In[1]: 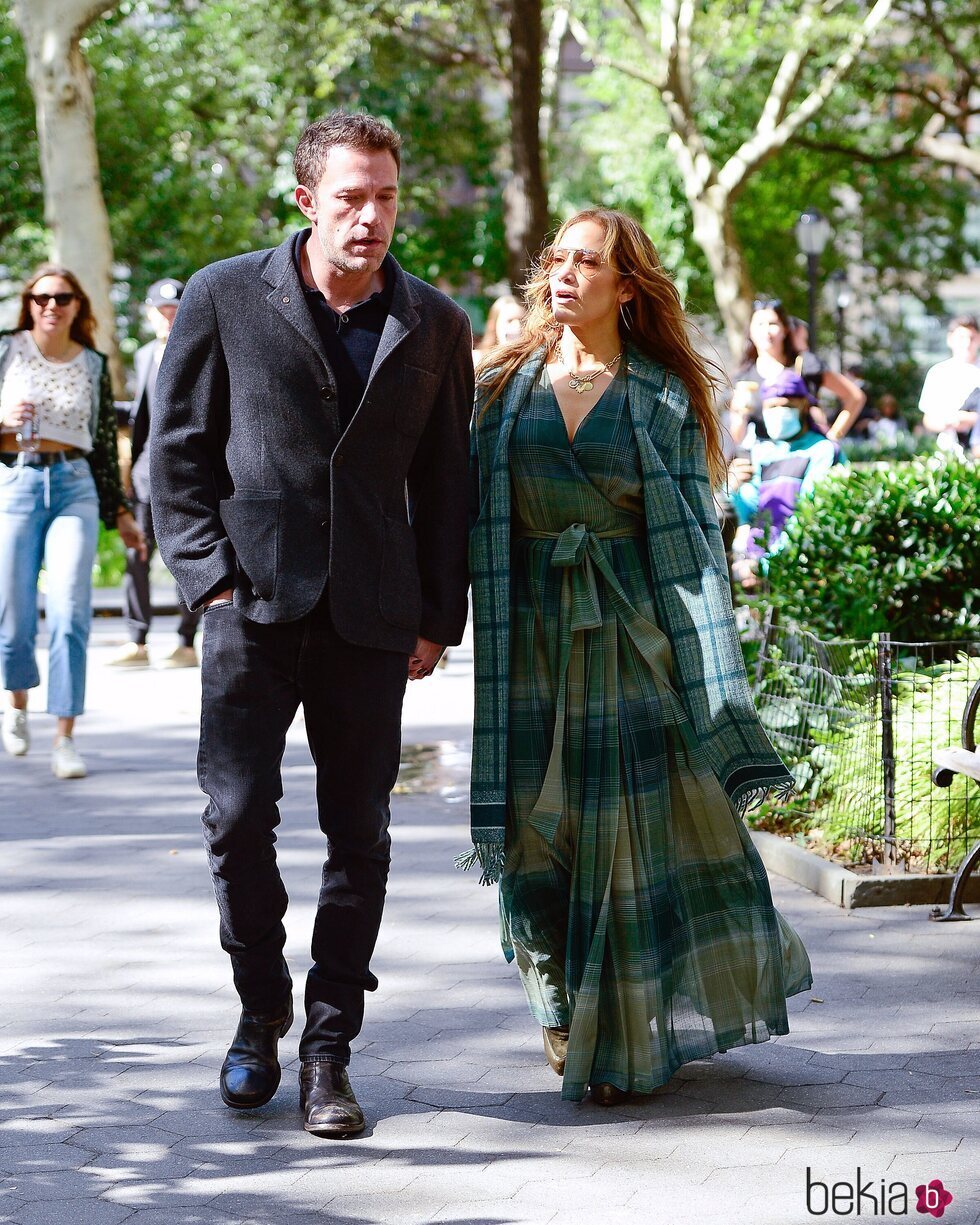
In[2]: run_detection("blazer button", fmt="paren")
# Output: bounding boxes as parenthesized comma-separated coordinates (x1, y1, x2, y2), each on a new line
(320, 386, 332, 399)
(320, 520, 329, 531)
(281, 295, 289, 304)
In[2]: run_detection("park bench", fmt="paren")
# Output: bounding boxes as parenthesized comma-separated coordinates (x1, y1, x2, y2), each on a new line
(931, 677, 980, 921)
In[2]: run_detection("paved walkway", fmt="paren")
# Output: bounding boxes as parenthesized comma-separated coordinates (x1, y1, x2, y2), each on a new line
(1, 617, 978, 1225)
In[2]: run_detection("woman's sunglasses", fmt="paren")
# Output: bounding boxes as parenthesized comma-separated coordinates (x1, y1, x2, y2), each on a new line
(29, 292, 77, 308)
(539, 247, 606, 280)
(752, 297, 782, 311)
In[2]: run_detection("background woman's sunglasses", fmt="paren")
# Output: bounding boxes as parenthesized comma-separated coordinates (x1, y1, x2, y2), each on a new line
(29, 292, 77, 307)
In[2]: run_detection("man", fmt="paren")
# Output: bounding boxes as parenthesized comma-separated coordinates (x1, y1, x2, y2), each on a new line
(150, 112, 472, 1137)
(919, 314, 980, 455)
(108, 278, 202, 669)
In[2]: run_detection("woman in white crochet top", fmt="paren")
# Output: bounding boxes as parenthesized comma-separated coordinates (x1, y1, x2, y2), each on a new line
(0, 265, 145, 778)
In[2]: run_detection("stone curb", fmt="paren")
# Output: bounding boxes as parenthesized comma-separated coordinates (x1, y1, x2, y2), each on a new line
(750, 830, 980, 909)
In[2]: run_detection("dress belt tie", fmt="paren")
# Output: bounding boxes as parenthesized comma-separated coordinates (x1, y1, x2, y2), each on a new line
(518, 522, 698, 847)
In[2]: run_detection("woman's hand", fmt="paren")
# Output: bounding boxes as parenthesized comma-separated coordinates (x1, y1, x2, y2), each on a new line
(1, 400, 35, 430)
(116, 510, 148, 561)
(727, 456, 753, 490)
(408, 637, 445, 681)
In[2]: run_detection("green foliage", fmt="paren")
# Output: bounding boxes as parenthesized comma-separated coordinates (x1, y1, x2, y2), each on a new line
(92, 523, 127, 588)
(0, 0, 505, 339)
(766, 458, 980, 642)
(0, 20, 40, 258)
(556, 0, 978, 338)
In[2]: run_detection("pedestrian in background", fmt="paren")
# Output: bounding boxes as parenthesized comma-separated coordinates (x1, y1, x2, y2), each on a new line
(919, 314, 980, 455)
(474, 293, 525, 362)
(787, 316, 866, 439)
(467, 209, 811, 1106)
(0, 265, 145, 777)
(108, 278, 201, 669)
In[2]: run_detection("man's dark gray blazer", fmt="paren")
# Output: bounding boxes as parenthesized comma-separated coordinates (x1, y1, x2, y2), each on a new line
(149, 231, 473, 654)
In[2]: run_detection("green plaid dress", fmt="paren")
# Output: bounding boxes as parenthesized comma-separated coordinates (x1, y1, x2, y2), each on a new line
(502, 366, 811, 1102)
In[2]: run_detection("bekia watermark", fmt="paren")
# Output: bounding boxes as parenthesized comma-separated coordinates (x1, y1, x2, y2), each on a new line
(806, 1168, 954, 1218)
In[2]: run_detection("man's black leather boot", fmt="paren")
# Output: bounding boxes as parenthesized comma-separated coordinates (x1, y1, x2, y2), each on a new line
(299, 1061, 365, 1137)
(219, 998, 293, 1109)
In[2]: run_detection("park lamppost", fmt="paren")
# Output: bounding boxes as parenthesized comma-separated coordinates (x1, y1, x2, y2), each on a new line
(794, 207, 831, 351)
(827, 270, 852, 371)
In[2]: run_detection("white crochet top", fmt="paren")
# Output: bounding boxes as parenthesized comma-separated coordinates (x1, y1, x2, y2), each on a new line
(0, 331, 94, 450)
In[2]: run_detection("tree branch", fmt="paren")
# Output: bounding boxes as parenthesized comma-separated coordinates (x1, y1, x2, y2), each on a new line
(719, 0, 895, 194)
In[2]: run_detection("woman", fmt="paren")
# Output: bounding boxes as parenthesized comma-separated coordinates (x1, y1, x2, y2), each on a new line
(465, 209, 811, 1105)
(788, 316, 867, 440)
(474, 293, 526, 361)
(729, 301, 864, 443)
(0, 265, 144, 778)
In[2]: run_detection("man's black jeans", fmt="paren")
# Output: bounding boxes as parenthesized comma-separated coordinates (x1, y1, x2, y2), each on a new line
(197, 595, 407, 1063)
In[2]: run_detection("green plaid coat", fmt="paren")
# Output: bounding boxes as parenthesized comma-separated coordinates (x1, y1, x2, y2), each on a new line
(465, 345, 792, 883)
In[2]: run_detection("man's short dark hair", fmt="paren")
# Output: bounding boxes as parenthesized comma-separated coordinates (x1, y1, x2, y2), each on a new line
(293, 111, 402, 188)
(948, 314, 979, 333)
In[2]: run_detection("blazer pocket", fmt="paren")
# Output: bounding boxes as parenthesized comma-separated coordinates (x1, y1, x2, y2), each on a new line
(379, 515, 422, 630)
(218, 491, 281, 601)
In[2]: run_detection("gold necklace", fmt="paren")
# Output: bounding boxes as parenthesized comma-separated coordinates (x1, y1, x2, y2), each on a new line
(563, 348, 625, 394)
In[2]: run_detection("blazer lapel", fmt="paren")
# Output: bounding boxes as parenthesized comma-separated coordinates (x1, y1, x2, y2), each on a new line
(626, 345, 688, 454)
(261, 231, 331, 369)
(364, 257, 419, 389)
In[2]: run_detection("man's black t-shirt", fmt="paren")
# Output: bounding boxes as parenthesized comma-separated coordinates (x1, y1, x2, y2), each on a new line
(291, 232, 394, 432)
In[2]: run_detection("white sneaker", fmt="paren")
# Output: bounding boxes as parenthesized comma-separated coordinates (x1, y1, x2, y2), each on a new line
(107, 642, 149, 668)
(52, 736, 87, 779)
(160, 644, 199, 669)
(2, 707, 28, 756)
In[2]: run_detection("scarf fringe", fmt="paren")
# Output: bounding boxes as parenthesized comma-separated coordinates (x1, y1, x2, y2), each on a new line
(454, 840, 506, 886)
(734, 776, 795, 821)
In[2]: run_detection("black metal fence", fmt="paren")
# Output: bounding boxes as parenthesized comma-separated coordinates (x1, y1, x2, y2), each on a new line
(748, 614, 980, 873)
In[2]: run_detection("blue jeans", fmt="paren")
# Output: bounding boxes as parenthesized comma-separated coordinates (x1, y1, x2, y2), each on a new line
(0, 458, 100, 717)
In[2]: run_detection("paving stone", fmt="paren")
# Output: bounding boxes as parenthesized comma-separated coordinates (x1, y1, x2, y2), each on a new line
(777, 1082, 884, 1109)
(3, 623, 978, 1225)
(15, 1200, 136, 1225)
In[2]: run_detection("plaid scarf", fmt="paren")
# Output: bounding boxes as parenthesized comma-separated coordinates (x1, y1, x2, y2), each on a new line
(462, 345, 792, 884)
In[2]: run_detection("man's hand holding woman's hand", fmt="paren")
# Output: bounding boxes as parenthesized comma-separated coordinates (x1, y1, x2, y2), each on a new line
(408, 637, 444, 681)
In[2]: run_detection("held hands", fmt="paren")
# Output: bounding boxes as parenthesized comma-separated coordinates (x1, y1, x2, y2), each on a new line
(116, 510, 149, 561)
(408, 637, 445, 681)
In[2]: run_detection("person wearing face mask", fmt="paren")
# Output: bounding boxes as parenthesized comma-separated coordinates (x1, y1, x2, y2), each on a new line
(728, 368, 844, 582)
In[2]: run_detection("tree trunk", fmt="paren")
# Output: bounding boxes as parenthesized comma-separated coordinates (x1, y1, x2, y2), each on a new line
(12, 0, 124, 392)
(505, 0, 550, 287)
(690, 188, 753, 363)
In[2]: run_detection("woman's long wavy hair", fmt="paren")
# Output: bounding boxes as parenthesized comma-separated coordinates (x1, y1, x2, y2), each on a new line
(477, 208, 727, 489)
(17, 264, 97, 349)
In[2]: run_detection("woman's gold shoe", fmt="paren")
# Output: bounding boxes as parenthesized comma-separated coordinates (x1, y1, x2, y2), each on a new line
(542, 1026, 569, 1076)
(590, 1082, 629, 1107)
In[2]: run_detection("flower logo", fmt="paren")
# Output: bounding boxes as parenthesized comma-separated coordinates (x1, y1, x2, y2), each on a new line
(916, 1179, 953, 1218)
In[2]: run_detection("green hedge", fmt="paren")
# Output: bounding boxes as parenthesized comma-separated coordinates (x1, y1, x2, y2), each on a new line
(92, 524, 127, 588)
(766, 457, 980, 642)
